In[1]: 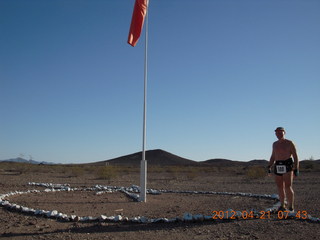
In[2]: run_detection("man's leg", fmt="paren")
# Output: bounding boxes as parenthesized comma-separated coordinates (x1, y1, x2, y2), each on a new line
(275, 175, 286, 208)
(283, 171, 294, 210)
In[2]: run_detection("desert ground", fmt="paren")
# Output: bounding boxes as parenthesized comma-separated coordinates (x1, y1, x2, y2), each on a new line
(1, 162, 319, 240)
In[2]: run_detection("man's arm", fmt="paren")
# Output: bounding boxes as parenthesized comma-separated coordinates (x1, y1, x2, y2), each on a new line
(268, 143, 276, 169)
(291, 141, 299, 170)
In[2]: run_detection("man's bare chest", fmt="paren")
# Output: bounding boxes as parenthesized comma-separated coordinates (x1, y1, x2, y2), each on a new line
(274, 141, 291, 153)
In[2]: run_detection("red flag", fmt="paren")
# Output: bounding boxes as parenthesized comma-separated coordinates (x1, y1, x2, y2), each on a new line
(128, 0, 149, 47)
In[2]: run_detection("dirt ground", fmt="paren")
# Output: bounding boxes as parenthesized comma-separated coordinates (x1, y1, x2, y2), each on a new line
(0, 168, 319, 240)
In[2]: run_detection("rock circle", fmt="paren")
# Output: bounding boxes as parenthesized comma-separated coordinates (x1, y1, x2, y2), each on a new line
(1, 182, 319, 223)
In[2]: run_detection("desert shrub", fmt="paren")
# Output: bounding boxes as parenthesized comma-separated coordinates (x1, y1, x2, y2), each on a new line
(0, 162, 21, 174)
(304, 162, 314, 170)
(10, 163, 31, 174)
(164, 166, 202, 180)
(69, 166, 85, 177)
(116, 165, 138, 175)
(201, 166, 218, 174)
(150, 166, 165, 173)
(83, 165, 97, 173)
(166, 166, 182, 179)
(186, 167, 199, 180)
(96, 166, 118, 180)
(246, 166, 267, 179)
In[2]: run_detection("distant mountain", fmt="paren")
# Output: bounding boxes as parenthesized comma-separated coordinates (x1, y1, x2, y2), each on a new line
(92, 149, 198, 166)
(0, 157, 55, 165)
(91, 149, 270, 167)
(3, 150, 316, 167)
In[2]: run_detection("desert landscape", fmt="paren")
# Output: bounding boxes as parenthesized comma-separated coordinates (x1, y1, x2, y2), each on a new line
(1, 150, 319, 240)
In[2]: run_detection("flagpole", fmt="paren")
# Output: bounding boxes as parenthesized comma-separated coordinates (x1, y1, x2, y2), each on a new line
(139, 6, 148, 203)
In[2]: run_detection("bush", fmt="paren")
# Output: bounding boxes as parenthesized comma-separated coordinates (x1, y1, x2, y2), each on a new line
(96, 166, 118, 180)
(246, 166, 267, 179)
(186, 167, 199, 180)
(69, 166, 85, 177)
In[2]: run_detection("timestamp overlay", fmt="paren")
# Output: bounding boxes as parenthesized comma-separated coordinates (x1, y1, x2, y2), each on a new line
(212, 210, 310, 220)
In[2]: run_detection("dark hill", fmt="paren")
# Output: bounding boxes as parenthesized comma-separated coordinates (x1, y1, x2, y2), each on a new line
(202, 158, 247, 167)
(248, 159, 269, 166)
(88, 149, 318, 170)
(93, 149, 198, 167)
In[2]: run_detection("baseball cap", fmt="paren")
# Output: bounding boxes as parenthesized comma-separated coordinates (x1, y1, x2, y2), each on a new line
(275, 127, 285, 132)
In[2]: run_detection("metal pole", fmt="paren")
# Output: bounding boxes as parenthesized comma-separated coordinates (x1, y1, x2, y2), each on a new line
(139, 6, 148, 203)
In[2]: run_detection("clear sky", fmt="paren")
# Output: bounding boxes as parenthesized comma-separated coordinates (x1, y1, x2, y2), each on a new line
(1, 0, 319, 164)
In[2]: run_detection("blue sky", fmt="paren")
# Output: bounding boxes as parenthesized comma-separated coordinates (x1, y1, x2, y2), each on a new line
(1, 0, 319, 163)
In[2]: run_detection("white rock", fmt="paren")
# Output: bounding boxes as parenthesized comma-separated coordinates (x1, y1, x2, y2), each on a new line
(21, 207, 30, 212)
(86, 216, 96, 221)
(131, 217, 140, 223)
(0, 200, 9, 206)
(183, 212, 193, 221)
(114, 215, 123, 221)
(70, 215, 79, 221)
(11, 204, 21, 210)
(162, 218, 169, 223)
(35, 209, 42, 215)
(79, 217, 87, 222)
(151, 218, 163, 223)
(167, 218, 178, 223)
(42, 210, 49, 215)
(48, 210, 58, 217)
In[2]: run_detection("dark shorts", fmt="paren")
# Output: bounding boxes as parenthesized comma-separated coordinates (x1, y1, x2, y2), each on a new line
(274, 158, 293, 176)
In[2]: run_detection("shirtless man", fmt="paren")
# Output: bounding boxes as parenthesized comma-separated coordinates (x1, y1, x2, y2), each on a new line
(268, 127, 299, 212)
